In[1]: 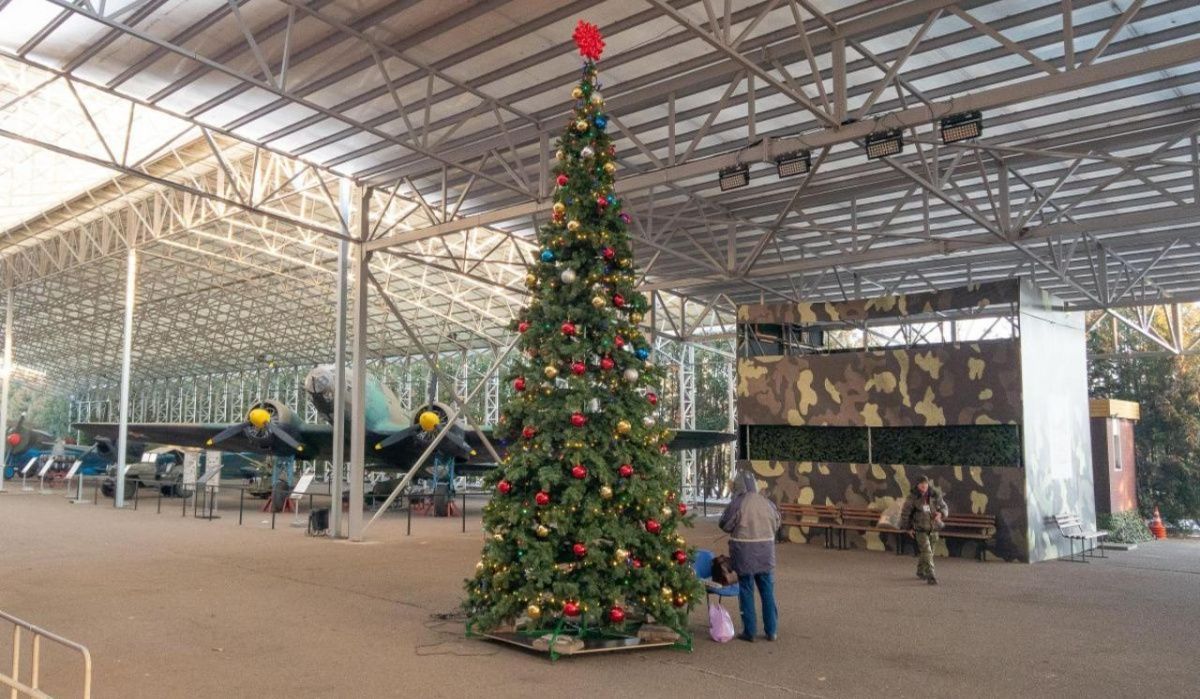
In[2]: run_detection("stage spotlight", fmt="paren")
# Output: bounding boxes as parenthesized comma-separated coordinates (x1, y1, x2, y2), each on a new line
(718, 163, 750, 191)
(940, 110, 983, 143)
(774, 149, 811, 178)
(865, 129, 903, 159)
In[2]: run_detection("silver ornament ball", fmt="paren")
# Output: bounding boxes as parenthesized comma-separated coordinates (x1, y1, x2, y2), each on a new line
(623, 368, 639, 383)
(560, 269, 577, 284)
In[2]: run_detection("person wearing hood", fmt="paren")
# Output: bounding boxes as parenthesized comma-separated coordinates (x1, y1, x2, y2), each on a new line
(719, 470, 781, 642)
(900, 475, 949, 585)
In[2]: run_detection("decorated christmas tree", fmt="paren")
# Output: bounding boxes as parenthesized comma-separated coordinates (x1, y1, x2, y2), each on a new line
(464, 21, 702, 641)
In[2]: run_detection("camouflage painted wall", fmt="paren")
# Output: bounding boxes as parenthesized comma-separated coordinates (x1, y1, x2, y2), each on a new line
(737, 340, 1021, 427)
(1018, 283, 1095, 563)
(743, 459, 1028, 562)
(738, 279, 1018, 326)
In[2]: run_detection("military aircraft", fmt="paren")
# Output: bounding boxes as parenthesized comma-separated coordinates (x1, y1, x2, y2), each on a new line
(3, 415, 140, 479)
(73, 365, 734, 475)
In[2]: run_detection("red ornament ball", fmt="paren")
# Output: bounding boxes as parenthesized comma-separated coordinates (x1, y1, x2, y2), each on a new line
(513, 377, 526, 392)
(517, 321, 530, 333)
(631, 558, 642, 569)
(608, 144, 617, 157)
(647, 392, 658, 405)
(535, 491, 550, 506)
(678, 502, 688, 515)
(673, 596, 687, 608)
(497, 480, 512, 495)
(612, 293, 625, 308)
(608, 606, 626, 623)
(571, 361, 586, 375)
(618, 464, 633, 478)
(601, 246, 616, 261)
(573, 542, 588, 558)
(522, 425, 536, 439)
(563, 601, 581, 617)
(600, 356, 615, 371)
(570, 412, 587, 427)
(645, 519, 661, 534)
(596, 196, 608, 208)
(561, 321, 577, 336)
(659, 444, 669, 455)
(614, 335, 626, 348)
(571, 464, 588, 480)
(673, 549, 687, 564)
(556, 174, 569, 187)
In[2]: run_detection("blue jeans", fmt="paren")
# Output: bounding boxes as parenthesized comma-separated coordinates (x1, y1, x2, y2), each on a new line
(737, 572, 777, 638)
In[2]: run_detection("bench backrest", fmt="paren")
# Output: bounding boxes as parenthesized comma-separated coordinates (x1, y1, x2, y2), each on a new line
(779, 503, 839, 522)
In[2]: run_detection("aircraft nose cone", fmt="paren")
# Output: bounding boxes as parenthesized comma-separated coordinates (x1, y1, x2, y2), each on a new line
(419, 411, 441, 432)
(248, 407, 271, 429)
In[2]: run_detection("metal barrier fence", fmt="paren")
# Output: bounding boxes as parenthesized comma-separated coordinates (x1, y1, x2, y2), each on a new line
(0, 610, 92, 699)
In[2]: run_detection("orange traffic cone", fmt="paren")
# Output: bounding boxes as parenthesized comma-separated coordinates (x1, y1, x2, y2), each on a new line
(1149, 507, 1167, 540)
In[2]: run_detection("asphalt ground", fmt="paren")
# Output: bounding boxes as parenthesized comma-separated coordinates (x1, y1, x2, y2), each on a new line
(2, 487, 1198, 698)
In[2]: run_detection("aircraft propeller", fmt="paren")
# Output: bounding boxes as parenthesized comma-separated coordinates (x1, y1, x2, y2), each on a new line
(207, 400, 305, 455)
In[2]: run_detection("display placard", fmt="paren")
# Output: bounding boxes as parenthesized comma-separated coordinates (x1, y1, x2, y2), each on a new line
(21, 456, 38, 476)
(65, 459, 82, 479)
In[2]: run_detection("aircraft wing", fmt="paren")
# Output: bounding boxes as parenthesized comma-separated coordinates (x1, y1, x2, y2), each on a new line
(72, 422, 334, 459)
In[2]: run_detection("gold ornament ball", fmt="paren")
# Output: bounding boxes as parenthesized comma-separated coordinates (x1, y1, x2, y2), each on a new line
(603, 161, 616, 174)
(555, 149, 566, 161)
(544, 365, 559, 379)
(674, 535, 686, 546)
(616, 419, 632, 435)
(630, 312, 643, 324)
(553, 202, 566, 214)
(492, 533, 504, 542)
(615, 548, 629, 562)
(571, 87, 583, 100)
(525, 273, 537, 288)
(591, 295, 606, 309)
(475, 561, 485, 572)
(535, 524, 549, 538)
(599, 485, 613, 500)
(590, 93, 604, 106)
(527, 603, 542, 619)
(575, 119, 589, 132)
(567, 220, 580, 232)
(661, 506, 673, 518)
(661, 586, 673, 599)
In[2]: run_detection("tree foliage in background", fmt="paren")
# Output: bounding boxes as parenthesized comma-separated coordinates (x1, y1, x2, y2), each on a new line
(8, 382, 71, 438)
(1088, 307, 1200, 527)
(464, 24, 702, 635)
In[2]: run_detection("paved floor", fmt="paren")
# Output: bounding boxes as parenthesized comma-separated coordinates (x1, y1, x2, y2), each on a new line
(1, 491, 1198, 698)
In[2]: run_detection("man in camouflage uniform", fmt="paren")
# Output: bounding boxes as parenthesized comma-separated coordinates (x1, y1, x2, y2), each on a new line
(900, 476, 949, 585)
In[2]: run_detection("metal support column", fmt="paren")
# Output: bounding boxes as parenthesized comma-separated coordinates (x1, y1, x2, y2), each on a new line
(348, 187, 371, 541)
(0, 288, 11, 493)
(678, 342, 696, 501)
(114, 248, 137, 508)
(330, 178, 351, 539)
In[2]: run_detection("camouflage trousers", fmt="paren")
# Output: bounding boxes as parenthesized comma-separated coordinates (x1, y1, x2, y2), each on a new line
(915, 531, 938, 578)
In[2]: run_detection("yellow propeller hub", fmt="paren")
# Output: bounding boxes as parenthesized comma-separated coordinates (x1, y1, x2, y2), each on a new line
(248, 407, 272, 429)
(418, 411, 441, 433)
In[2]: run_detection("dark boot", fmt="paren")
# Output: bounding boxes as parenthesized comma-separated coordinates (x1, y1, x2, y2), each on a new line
(927, 576, 938, 585)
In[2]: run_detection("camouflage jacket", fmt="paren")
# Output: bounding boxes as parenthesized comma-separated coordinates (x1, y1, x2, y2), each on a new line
(900, 486, 949, 532)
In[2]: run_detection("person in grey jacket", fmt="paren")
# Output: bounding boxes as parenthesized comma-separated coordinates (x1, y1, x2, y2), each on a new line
(718, 470, 781, 642)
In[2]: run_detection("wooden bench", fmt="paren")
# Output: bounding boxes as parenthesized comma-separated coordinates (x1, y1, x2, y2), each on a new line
(778, 503, 998, 561)
(895, 513, 998, 561)
(838, 506, 902, 553)
(778, 503, 841, 548)
(1053, 513, 1109, 562)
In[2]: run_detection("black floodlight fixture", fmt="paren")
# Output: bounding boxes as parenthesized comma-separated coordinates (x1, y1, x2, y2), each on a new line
(774, 149, 812, 178)
(865, 128, 903, 159)
(940, 110, 983, 143)
(718, 163, 750, 191)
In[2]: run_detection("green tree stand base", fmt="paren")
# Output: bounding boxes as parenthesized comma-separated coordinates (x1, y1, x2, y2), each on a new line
(466, 617, 692, 661)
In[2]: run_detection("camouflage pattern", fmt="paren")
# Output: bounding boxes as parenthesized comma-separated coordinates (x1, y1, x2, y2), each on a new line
(738, 280, 1018, 326)
(915, 532, 938, 579)
(742, 459, 1028, 562)
(737, 340, 1021, 428)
